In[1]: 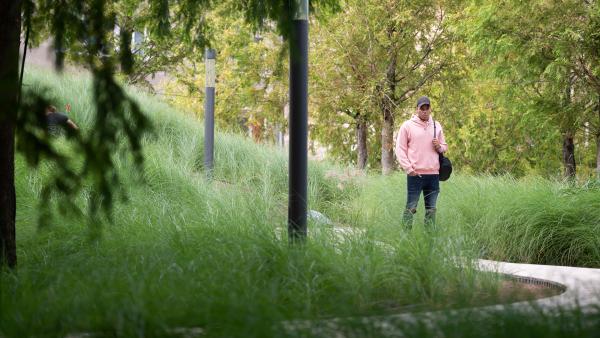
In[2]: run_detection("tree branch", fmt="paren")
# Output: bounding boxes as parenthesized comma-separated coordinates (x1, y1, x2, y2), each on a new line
(396, 63, 445, 103)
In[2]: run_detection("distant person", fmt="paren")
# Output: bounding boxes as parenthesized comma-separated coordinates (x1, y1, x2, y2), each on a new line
(46, 104, 79, 134)
(394, 96, 448, 229)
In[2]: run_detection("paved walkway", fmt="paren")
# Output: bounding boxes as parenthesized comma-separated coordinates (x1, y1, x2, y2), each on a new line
(477, 259, 600, 314)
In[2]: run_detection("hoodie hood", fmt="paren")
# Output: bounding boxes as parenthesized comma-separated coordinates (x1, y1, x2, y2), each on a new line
(410, 114, 433, 128)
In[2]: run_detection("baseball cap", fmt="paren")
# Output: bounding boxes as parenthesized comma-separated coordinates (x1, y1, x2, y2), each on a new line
(416, 96, 431, 108)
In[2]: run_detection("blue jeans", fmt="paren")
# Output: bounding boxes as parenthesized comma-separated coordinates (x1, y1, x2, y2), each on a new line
(402, 174, 440, 229)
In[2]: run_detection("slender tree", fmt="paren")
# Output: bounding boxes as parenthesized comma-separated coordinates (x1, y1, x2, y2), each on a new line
(311, 9, 380, 169)
(312, 0, 455, 174)
(165, 5, 290, 140)
(466, 0, 600, 179)
(0, 0, 21, 268)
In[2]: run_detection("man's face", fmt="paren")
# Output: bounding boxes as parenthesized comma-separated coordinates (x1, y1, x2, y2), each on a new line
(417, 104, 431, 121)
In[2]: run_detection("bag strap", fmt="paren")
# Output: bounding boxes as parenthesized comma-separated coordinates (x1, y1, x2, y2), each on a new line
(433, 118, 441, 156)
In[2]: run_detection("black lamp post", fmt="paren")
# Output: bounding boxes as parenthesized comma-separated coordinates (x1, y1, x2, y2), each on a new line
(288, 0, 309, 243)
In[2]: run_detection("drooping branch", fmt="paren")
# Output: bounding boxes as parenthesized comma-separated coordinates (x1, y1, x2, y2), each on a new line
(396, 63, 445, 103)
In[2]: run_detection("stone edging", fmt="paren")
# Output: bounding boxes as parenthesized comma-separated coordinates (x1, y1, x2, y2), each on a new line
(499, 273, 567, 292)
(477, 259, 600, 314)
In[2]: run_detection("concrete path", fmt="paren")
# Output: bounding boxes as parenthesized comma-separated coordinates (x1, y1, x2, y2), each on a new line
(477, 259, 600, 314)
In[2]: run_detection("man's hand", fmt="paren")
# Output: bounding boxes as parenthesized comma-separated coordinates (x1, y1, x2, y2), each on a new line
(67, 119, 79, 131)
(433, 138, 441, 151)
(408, 170, 418, 176)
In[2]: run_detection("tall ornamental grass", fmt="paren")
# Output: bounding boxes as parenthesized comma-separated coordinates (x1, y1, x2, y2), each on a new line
(1, 68, 497, 337)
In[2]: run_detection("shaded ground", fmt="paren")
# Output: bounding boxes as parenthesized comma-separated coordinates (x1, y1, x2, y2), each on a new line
(496, 278, 563, 303)
(372, 277, 564, 316)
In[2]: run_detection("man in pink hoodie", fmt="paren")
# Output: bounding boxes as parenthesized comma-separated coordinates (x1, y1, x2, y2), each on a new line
(394, 96, 448, 229)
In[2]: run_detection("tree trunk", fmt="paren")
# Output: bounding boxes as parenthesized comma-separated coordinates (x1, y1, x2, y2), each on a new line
(381, 109, 395, 175)
(596, 133, 600, 180)
(356, 118, 367, 170)
(0, 0, 21, 268)
(0, 120, 16, 270)
(380, 54, 397, 175)
(596, 96, 600, 179)
(560, 74, 576, 180)
(562, 132, 576, 179)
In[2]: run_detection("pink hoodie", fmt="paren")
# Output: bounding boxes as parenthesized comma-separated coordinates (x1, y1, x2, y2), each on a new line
(395, 115, 448, 175)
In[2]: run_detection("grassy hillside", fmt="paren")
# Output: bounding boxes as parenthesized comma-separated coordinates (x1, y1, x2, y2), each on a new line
(1, 67, 599, 337)
(0, 68, 488, 337)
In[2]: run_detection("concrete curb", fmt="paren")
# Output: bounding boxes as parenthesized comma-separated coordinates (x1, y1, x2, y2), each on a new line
(282, 229, 600, 336)
(331, 225, 600, 314)
(477, 259, 600, 314)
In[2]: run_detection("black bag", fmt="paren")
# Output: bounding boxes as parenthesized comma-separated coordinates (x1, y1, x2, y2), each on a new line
(433, 119, 452, 181)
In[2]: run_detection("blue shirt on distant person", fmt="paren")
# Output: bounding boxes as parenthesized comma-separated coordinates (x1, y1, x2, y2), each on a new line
(45, 105, 79, 135)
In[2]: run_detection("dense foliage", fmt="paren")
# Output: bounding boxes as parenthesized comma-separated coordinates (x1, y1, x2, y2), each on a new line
(164, 0, 600, 179)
